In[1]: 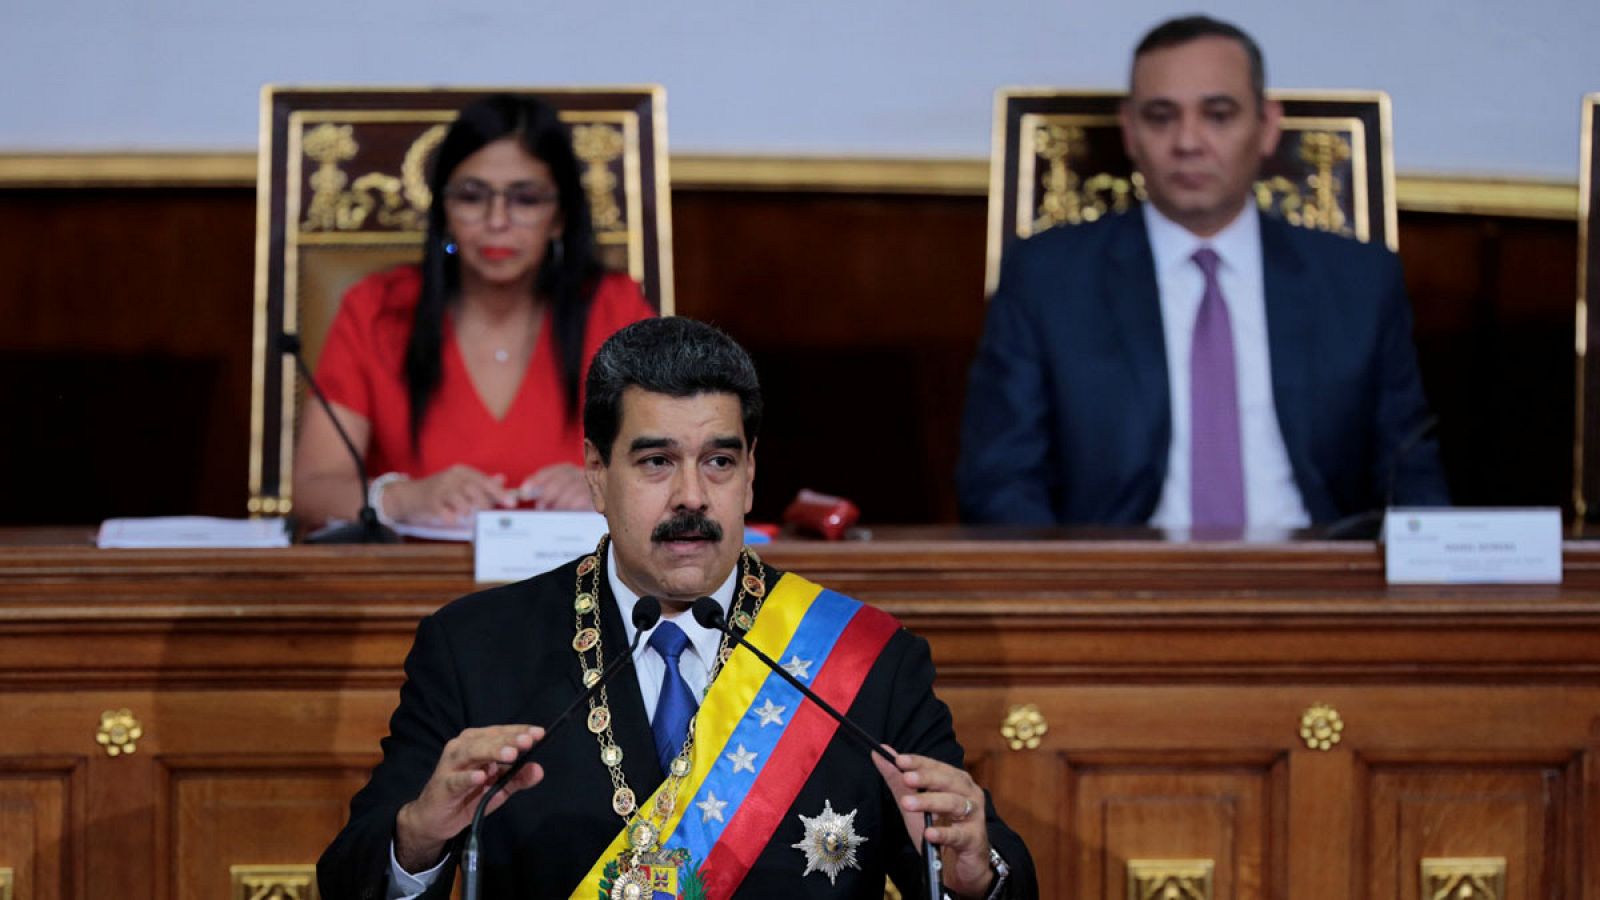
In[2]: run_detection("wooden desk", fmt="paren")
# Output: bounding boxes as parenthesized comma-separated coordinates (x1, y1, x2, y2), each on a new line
(2, 535, 1597, 900)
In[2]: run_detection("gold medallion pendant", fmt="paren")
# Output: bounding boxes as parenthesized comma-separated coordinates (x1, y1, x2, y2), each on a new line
(603, 845, 703, 900)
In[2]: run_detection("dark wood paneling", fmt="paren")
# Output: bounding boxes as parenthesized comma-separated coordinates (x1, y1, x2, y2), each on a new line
(0, 188, 256, 523)
(0, 187, 1578, 525)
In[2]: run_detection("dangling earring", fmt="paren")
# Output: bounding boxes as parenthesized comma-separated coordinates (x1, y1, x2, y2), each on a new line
(443, 236, 458, 256)
(548, 235, 564, 269)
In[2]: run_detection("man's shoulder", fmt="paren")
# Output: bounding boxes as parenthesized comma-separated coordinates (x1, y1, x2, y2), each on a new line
(1008, 208, 1141, 264)
(1265, 215, 1398, 271)
(767, 568, 905, 634)
(992, 209, 1145, 310)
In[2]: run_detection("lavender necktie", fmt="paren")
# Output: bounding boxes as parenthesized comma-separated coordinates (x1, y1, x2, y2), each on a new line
(1189, 248, 1245, 528)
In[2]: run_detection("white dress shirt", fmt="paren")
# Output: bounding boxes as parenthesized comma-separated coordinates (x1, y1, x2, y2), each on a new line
(1143, 202, 1311, 530)
(388, 548, 739, 898)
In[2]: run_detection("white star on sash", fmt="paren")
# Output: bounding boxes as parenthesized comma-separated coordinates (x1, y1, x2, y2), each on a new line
(755, 698, 787, 727)
(726, 743, 758, 774)
(782, 656, 814, 680)
(696, 791, 728, 823)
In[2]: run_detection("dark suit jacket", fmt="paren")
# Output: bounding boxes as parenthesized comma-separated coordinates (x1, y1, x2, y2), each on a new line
(958, 205, 1449, 526)
(317, 556, 1037, 899)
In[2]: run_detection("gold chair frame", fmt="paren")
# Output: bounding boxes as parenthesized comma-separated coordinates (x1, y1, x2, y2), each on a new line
(1573, 94, 1598, 517)
(985, 88, 1398, 295)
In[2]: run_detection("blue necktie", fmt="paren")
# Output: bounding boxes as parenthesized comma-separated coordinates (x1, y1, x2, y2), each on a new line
(648, 621, 697, 774)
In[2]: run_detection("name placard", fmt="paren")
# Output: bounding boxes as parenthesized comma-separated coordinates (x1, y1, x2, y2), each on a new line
(1384, 508, 1562, 584)
(474, 511, 610, 584)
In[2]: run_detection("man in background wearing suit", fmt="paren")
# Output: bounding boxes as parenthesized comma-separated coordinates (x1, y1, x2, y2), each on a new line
(319, 317, 1035, 899)
(958, 15, 1449, 530)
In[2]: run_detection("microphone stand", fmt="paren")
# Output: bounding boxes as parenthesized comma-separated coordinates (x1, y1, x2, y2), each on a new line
(691, 599, 943, 900)
(278, 333, 399, 544)
(462, 598, 661, 900)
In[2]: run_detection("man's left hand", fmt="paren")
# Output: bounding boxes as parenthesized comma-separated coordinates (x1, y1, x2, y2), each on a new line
(874, 748, 994, 898)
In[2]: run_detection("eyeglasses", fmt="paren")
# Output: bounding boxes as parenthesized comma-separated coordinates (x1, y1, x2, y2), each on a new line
(442, 181, 559, 225)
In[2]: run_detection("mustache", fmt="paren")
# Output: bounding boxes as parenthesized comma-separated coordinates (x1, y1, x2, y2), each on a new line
(651, 510, 724, 543)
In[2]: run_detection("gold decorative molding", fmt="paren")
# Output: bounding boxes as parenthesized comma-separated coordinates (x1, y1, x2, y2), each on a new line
(1299, 703, 1344, 751)
(0, 152, 257, 187)
(0, 150, 1574, 220)
(1000, 703, 1048, 751)
(95, 707, 142, 757)
(1421, 857, 1505, 900)
(1397, 174, 1578, 220)
(232, 864, 318, 900)
(673, 154, 989, 195)
(0, 867, 12, 900)
(1127, 858, 1214, 900)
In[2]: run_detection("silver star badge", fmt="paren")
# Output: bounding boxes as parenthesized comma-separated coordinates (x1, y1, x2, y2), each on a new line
(726, 743, 758, 774)
(754, 698, 787, 727)
(782, 655, 814, 681)
(792, 799, 866, 885)
(695, 791, 728, 823)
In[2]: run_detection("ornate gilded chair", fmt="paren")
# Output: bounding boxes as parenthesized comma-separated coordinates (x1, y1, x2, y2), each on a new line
(985, 89, 1397, 294)
(248, 86, 673, 517)
(1575, 94, 1599, 518)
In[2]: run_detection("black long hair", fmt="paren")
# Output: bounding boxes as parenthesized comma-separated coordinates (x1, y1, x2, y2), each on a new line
(405, 93, 603, 448)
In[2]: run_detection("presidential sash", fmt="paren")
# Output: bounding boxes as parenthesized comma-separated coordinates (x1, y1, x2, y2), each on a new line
(572, 572, 898, 900)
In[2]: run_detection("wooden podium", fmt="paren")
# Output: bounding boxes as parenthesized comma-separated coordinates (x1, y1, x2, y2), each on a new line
(1, 532, 1597, 900)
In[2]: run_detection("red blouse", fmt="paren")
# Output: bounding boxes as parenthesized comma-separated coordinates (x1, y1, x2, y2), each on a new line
(314, 266, 654, 484)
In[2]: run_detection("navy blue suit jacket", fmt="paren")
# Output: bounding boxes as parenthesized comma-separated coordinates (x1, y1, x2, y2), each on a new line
(958, 206, 1449, 526)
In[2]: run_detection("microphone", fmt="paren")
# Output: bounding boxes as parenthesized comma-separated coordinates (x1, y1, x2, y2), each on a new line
(462, 596, 662, 900)
(690, 597, 944, 900)
(1321, 414, 1441, 540)
(278, 333, 399, 544)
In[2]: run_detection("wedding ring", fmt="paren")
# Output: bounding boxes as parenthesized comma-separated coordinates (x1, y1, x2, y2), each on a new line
(958, 797, 974, 820)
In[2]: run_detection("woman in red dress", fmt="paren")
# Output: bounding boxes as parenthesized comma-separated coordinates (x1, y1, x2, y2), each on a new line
(293, 94, 654, 529)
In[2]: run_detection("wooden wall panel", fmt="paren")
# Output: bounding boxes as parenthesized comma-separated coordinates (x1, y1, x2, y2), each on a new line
(0, 187, 1580, 527)
(1073, 766, 1279, 900)
(0, 764, 74, 900)
(1365, 766, 1568, 900)
(164, 764, 371, 900)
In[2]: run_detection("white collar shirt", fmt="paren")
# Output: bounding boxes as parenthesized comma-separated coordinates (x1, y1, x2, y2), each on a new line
(607, 543, 738, 720)
(1143, 202, 1311, 531)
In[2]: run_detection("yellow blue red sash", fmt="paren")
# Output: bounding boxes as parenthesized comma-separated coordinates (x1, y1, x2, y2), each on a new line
(571, 572, 898, 899)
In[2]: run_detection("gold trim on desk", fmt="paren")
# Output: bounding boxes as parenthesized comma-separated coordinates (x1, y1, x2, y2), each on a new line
(231, 865, 318, 900)
(1127, 859, 1214, 900)
(0, 151, 1581, 221)
(1420, 857, 1505, 900)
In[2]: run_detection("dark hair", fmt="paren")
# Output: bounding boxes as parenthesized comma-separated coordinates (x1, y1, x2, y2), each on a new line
(584, 318, 763, 464)
(1132, 15, 1267, 111)
(405, 93, 603, 447)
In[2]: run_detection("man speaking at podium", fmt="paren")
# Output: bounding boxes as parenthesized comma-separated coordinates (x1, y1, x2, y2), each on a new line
(319, 317, 1036, 899)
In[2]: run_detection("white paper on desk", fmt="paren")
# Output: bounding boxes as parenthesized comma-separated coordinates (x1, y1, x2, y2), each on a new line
(96, 516, 290, 549)
(391, 520, 474, 542)
(474, 510, 609, 583)
(1384, 508, 1562, 584)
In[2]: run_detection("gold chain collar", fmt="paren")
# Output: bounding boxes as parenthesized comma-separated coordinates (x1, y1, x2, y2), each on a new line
(571, 535, 768, 851)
